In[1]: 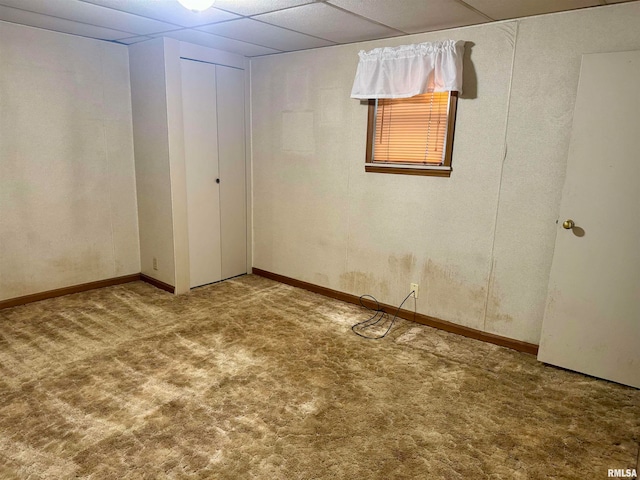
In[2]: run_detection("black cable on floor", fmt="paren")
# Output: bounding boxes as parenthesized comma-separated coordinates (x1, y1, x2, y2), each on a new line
(351, 290, 416, 340)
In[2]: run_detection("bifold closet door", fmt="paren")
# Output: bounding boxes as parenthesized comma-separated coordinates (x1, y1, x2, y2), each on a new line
(216, 65, 247, 280)
(182, 60, 247, 288)
(182, 59, 222, 288)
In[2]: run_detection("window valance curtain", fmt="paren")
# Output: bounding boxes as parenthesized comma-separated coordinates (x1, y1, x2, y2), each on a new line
(350, 40, 465, 99)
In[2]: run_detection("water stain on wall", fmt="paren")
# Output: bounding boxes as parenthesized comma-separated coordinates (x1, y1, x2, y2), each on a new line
(419, 259, 487, 330)
(340, 253, 418, 300)
(2, 247, 113, 300)
(313, 273, 329, 288)
(50, 248, 105, 273)
(486, 300, 514, 324)
(339, 271, 390, 300)
(484, 262, 514, 325)
(388, 254, 417, 276)
(340, 255, 491, 331)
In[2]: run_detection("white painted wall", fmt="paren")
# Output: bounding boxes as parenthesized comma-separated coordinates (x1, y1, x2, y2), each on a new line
(164, 39, 191, 294)
(129, 38, 177, 289)
(0, 21, 140, 301)
(250, 2, 640, 344)
(486, 3, 640, 341)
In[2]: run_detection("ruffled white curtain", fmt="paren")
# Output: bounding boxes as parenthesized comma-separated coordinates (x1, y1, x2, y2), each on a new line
(350, 40, 465, 99)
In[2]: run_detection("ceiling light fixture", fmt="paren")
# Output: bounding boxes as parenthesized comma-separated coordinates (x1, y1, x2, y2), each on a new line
(177, 0, 215, 12)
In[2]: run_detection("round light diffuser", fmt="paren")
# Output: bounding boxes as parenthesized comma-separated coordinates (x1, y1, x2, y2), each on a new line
(177, 0, 215, 12)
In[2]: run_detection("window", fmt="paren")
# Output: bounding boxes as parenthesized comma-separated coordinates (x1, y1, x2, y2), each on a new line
(365, 91, 458, 177)
(351, 40, 465, 175)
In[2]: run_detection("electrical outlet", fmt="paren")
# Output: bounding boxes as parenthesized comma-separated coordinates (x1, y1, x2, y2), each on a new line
(153, 257, 158, 271)
(410, 283, 419, 299)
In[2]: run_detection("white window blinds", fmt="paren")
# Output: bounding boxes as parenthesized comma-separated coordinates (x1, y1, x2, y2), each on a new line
(373, 92, 452, 165)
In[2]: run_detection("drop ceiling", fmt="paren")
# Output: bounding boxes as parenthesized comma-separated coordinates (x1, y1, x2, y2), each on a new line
(0, 0, 634, 57)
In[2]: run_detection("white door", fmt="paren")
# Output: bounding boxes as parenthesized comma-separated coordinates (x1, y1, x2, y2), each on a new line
(182, 59, 222, 288)
(538, 50, 640, 388)
(216, 65, 247, 279)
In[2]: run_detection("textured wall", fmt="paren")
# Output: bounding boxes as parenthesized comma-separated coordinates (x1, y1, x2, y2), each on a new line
(129, 38, 176, 288)
(164, 39, 190, 295)
(485, 3, 640, 341)
(251, 2, 640, 344)
(0, 21, 140, 301)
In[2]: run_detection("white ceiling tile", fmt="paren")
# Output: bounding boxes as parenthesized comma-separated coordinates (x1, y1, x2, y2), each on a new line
(0, 4, 132, 40)
(198, 18, 335, 51)
(255, 3, 401, 43)
(463, 0, 602, 20)
(79, 0, 239, 28)
(154, 29, 280, 56)
(0, 0, 176, 35)
(0, 0, 622, 57)
(212, 0, 315, 16)
(328, 0, 490, 33)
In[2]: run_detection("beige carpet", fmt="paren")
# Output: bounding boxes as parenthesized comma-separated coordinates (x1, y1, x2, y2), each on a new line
(0, 275, 638, 479)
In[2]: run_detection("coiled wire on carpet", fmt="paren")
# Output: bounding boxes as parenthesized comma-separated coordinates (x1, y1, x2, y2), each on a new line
(351, 291, 416, 340)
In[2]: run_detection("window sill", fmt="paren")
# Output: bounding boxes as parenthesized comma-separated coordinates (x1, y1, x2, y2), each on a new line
(365, 163, 451, 177)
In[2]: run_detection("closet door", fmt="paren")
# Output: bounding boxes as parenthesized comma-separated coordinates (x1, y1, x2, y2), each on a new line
(537, 51, 640, 388)
(181, 59, 222, 288)
(216, 65, 247, 279)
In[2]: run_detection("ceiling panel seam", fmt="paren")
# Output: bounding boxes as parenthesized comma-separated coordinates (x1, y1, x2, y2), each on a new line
(74, 0, 199, 30)
(322, 2, 409, 34)
(452, 0, 495, 21)
(0, 4, 144, 38)
(162, 28, 287, 52)
(234, 17, 337, 44)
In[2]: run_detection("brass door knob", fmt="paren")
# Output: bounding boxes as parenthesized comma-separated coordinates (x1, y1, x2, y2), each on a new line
(562, 219, 575, 229)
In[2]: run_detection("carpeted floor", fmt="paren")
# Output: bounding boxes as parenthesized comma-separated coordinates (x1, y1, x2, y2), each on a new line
(0, 275, 638, 479)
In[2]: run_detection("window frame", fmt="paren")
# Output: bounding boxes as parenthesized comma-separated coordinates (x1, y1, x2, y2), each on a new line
(365, 91, 459, 177)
